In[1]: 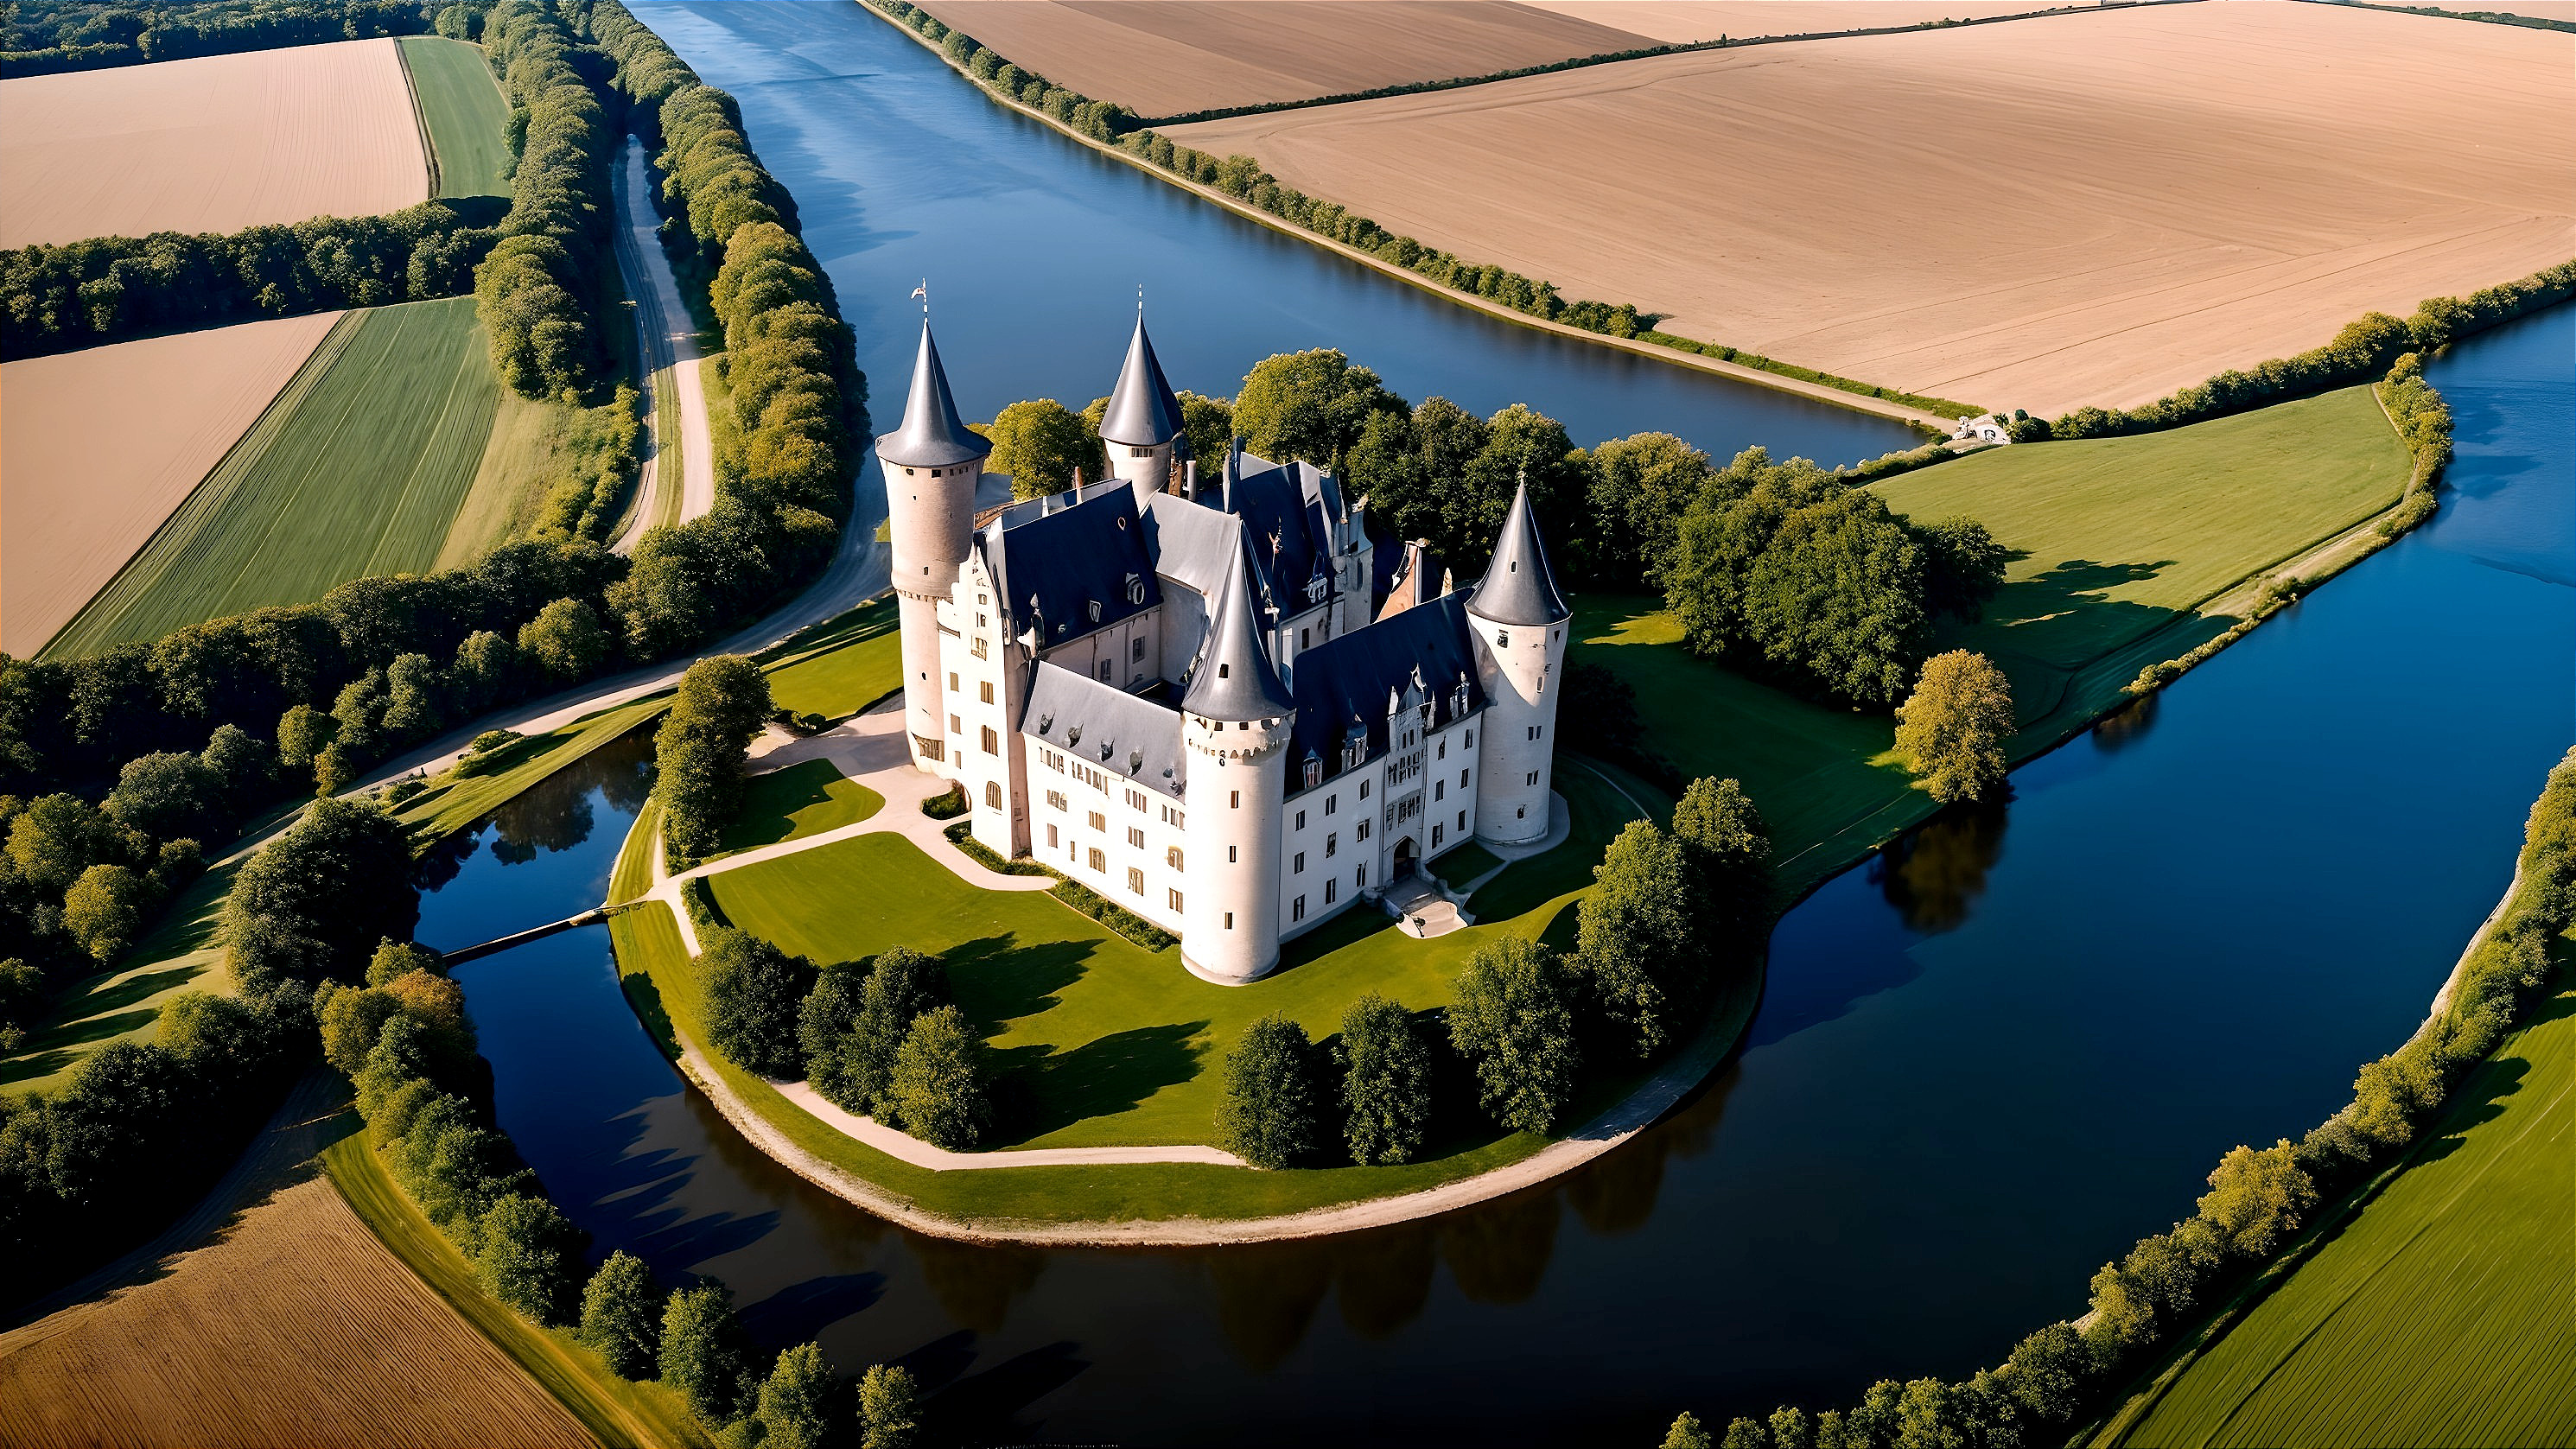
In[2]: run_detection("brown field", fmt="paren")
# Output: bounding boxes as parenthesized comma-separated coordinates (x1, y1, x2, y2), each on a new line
(0, 312, 341, 658)
(1169, 1, 2576, 416)
(1525, 1, 2072, 44)
(0, 1179, 594, 1449)
(0, 40, 425, 250)
(914, 0, 1655, 113)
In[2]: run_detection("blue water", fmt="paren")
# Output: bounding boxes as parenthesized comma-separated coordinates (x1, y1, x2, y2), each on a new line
(417, 8, 2576, 1439)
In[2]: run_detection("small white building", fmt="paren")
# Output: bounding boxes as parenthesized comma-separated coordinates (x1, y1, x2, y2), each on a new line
(874, 312, 1570, 982)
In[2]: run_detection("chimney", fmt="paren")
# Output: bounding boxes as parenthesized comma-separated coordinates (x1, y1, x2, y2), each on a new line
(1184, 458, 1197, 502)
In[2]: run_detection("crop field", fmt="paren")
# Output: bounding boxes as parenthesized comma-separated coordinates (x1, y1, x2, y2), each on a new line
(1522, 2, 2079, 43)
(913, 0, 1654, 115)
(0, 40, 425, 250)
(0, 312, 340, 658)
(0, 1177, 595, 1448)
(398, 35, 512, 200)
(1168, 2, 2575, 416)
(2103, 980, 2576, 1448)
(44, 296, 502, 658)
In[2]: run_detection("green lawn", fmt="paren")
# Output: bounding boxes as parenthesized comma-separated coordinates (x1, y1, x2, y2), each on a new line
(45, 298, 502, 657)
(395, 694, 671, 845)
(0, 857, 240, 1093)
(1576, 384, 2410, 899)
(321, 1132, 711, 1448)
(696, 764, 1641, 1151)
(759, 596, 901, 720)
(712, 759, 883, 857)
(2102, 976, 2576, 1448)
(397, 36, 512, 200)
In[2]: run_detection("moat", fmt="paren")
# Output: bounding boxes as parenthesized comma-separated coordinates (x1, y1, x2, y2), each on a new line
(411, 4, 2576, 1442)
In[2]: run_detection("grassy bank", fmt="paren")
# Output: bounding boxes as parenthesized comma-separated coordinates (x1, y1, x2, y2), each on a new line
(321, 1133, 709, 1449)
(45, 297, 502, 657)
(710, 759, 883, 858)
(398, 36, 512, 200)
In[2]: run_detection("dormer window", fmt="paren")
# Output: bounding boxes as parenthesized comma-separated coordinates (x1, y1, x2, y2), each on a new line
(1126, 573, 1146, 605)
(1303, 757, 1321, 788)
(1088, 600, 1103, 623)
(1218, 663, 1231, 678)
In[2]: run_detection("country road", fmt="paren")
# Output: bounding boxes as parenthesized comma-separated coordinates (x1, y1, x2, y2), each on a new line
(609, 136, 716, 554)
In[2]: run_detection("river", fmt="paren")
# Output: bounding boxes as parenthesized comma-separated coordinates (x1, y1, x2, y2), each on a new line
(423, 5, 2575, 1442)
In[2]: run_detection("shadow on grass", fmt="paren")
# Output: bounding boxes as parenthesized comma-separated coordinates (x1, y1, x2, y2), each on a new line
(1005, 1020, 1211, 1140)
(716, 760, 856, 855)
(943, 933, 1094, 1025)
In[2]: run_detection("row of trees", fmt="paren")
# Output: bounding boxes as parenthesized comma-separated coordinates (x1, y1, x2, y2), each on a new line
(1657, 744, 2576, 1449)
(1218, 778, 1771, 1167)
(653, 655, 771, 862)
(0, 1, 479, 78)
(0, 202, 500, 359)
(474, 0, 614, 400)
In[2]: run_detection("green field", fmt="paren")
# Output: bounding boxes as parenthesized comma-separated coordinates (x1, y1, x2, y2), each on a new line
(702, 763, 1642, 1150)
(45, 298, 502, 658)
(397, 37, 512, 200)
(2102, 977, 2576, 1448)
(760, 596, 901, 720)
(713, 759, 883, 857)
(1577, 384, 2411, 899)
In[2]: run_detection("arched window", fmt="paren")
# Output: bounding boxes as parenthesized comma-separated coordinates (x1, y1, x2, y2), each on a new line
(984, 781, 1002, 808)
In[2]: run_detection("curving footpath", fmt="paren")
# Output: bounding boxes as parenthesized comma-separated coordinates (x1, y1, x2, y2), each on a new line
(609, 136, 717, 555)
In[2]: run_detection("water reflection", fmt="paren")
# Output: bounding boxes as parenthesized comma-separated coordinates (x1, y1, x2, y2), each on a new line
(2089, 692, 2160, 753)
(1873, 792, 2013, 933)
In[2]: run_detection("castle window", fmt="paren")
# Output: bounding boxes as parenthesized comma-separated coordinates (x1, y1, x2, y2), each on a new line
(1293, 895, 1307, 922)
(1088, 601, 1102, 623)
(1128, 789, 1147, 811)
(1295, 809, 1307, 829)
(1128, 827, 1146, 849)
(1325, 880, 1338, 906)
(948, 672, 958, 691)
(1047, 823, 1059, 848)
(982, 726, 999, 755)
(1358, 864, 1367, 888)
(1294, 851, 1305, 874)
(1231, 790, 1241, 809)
(1435, 780, 1445, 802)
(1170, 888, 1186, 912)
(1131, 637, 1147, 662)
(1466, 729, 1474, 748)
(985, 781, 1002, 808)
(981, 681, 995, 704)
(1132, 446, 1151, 458)
(1357, 818, 1371, 842)
(1303, 759, 1320, 789)
(1046, 790, 1066, 811)
(1434, 823, 1444, 847)
(1299, 628, 1309, 649)
(1438, 740, 1446, 760)
(1326, 795, 1337, 816)
(977, 612, 988, 629)
(1167, 846, 1184, 870)
(949, 713, 961, 734)
(1527, 771, 1540, 786)
(1090, 848, 1107, 871)
(1460, 769, 1470, 788)
(1224, 912, 1234, 929)
(1089, 810, 1106, 831)
(1229, 845, 1238, 863)
(1326, 833, 1338, 859)
(1127, 575, 1147, 605)
(1098, 660, 1113, 683)
(1528, 725, 1540, 741)
(1359, 780, 1371, 800)
(1127, 867, 1145, 895)
(1458, 810, 1466, 831)
(972, 638, 988, 660)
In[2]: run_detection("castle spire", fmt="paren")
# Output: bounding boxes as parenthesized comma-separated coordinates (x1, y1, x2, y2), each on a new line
(1099, 310, 1185, 449)
(1186, 538, 1293, 721)
(877, 318, 989, 469)
(1469, 476, 1569, 626)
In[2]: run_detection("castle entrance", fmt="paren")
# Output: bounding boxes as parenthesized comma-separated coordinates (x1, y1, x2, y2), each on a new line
(1391, 835, 1418, 879)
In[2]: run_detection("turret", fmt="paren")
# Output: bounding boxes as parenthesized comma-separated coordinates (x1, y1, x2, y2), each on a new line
(1099, 313, 1186, 499)
(1180, 541, 1294, 983)
(1466, 480, 1569, 848)
(875, 320, 989, 768)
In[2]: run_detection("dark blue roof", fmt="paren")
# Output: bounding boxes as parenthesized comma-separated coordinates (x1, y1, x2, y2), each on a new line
(1227, 454, 1336, 617)
(979, 485, 1161, 646)
(1285, 593, 1484, 795)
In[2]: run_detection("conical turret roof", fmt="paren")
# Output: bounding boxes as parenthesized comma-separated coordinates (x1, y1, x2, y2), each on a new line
(1469, 479, 1569, 626)
(876, 321, 990, 469)
(1186, 537, 1293, 722)
(1098, 314, 1186, 448)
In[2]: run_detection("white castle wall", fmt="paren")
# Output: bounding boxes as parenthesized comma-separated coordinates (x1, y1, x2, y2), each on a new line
(1467, 607, 1566, 847)
(1180, 710, 1289, 982)
(883, 453, 982, 762)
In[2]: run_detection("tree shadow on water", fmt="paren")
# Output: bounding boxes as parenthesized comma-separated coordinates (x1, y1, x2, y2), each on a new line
(1875, 790, 2013, 934)
(738, 1272, 887, 1347)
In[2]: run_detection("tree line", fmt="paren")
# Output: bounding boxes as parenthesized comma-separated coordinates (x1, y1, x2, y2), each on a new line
(1655, 743, 2576, 1449)
(0, 1, 481, 78)
(473, 0, 614, 400)
(0, 202, 500, 360)
(1220, 777, 1770, 1168)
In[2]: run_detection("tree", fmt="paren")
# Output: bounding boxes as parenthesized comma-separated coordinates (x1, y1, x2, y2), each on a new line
(1217, 1014, 1325, 1168)
(1663, 1413, 1715, 1449)
(2197, 1139, 2317, 1258)
(1584, 431, 1713, 588)
(311, 741, 358, 798)
(277, 703, 336, 772)
(1176, 390, 1234, 474)
(840, 946, 950, 1117)
(1914, 515, 2007, 621)
(983, 398, 1098, 499)
(1768, 1406, 1812, 1449)
(367, 937, 445, 986)
(517, 596, 612, 679)
(660, 1283, 756, 1425)
(1575, 821, 1706, 1058)
(755, 1341, 839, 1449)
(7, 792, 127, 897)
(62, 864, 151, 963)
(1893, 651, 2015, 804)
(1671, 776, 1771, 940)
(316, 982, 403, 1076)
(1447, 937, 1581, 1134)
(102, 750, 218, 838)
(477, 1193, 583, 1325)
(885, 1005, 991, 1150)
(1338, 994, 1434, 1166)
(1740, 489, 1930, 707)
(222, 797, 416, 983)
(858, 1363, 921, 1449)
(1232, 348, 1402, 470)
(579, 1250, 665, 1378)
(704, 929, 815, 1079)
(655, 655, 773, 860)
(2001, 1324, 2086, 1427)
(799, 959, 868, 1105)
(1721, 1418, 1767, 1449)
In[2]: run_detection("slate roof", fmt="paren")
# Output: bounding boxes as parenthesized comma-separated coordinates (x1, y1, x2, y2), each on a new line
(1185, 548, 1294, 722)
(1024, 663, 1187, 800)
(1469, 480, 1569, 626)
(876, 321, 989, 469)
(1098, 315, 1186, 448)
(976, 484, 1161, 646)
(1285, 593, 1485, 793)
(1222, 448, 1341, 619)
(1138, 491, 1242, 600)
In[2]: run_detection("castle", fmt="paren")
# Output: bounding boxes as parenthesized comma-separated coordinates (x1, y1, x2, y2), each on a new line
(875, 313, 1568, 983)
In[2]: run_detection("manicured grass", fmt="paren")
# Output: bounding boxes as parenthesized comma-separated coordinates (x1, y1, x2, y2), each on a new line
(395, 695, 671, 846)
(759, 596, 901, 720)
(1874, 385, 2409, 721)
(2102, 975, 2576, 1449)
(610, 798, 663, 906)
(397, 37, 512, 200)
(47, 297, 502, 656)
(1430, 840, 1504, 891)
(321, 1132, 711, 1449)
(712, 759, 883, 857)
(698, 766, 1643, 1151)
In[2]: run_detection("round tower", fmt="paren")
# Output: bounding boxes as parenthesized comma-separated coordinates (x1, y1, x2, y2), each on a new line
(1468, 480, 1571, 848)
(1098, 312, 1186, 498)
(1180, 544, 1294, 984)
(875, 320, 988, 768)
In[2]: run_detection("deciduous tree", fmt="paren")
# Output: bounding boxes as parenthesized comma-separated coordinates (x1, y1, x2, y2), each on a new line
(1338, 993, 1433, 1166)
(704, 929, 815, 1079)
(858, 1363, 921, 1449)
(1575, 821, 1706, 1058)
(983, 398, 1098, 499)
(579, 1250, 665, 1378)
(1447, 937, 1581, 1134)
(885, 1004, 991, 1150)
(1217, 1014, 1325, 1168)
(1893, 651, 2015, 804)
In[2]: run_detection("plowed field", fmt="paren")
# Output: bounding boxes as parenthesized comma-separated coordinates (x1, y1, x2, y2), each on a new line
(1523, 2, 2074, 43)
(0, 40, 427, 249)
(0, 312, 340, 657)
(1168, 2, 2576, 416)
